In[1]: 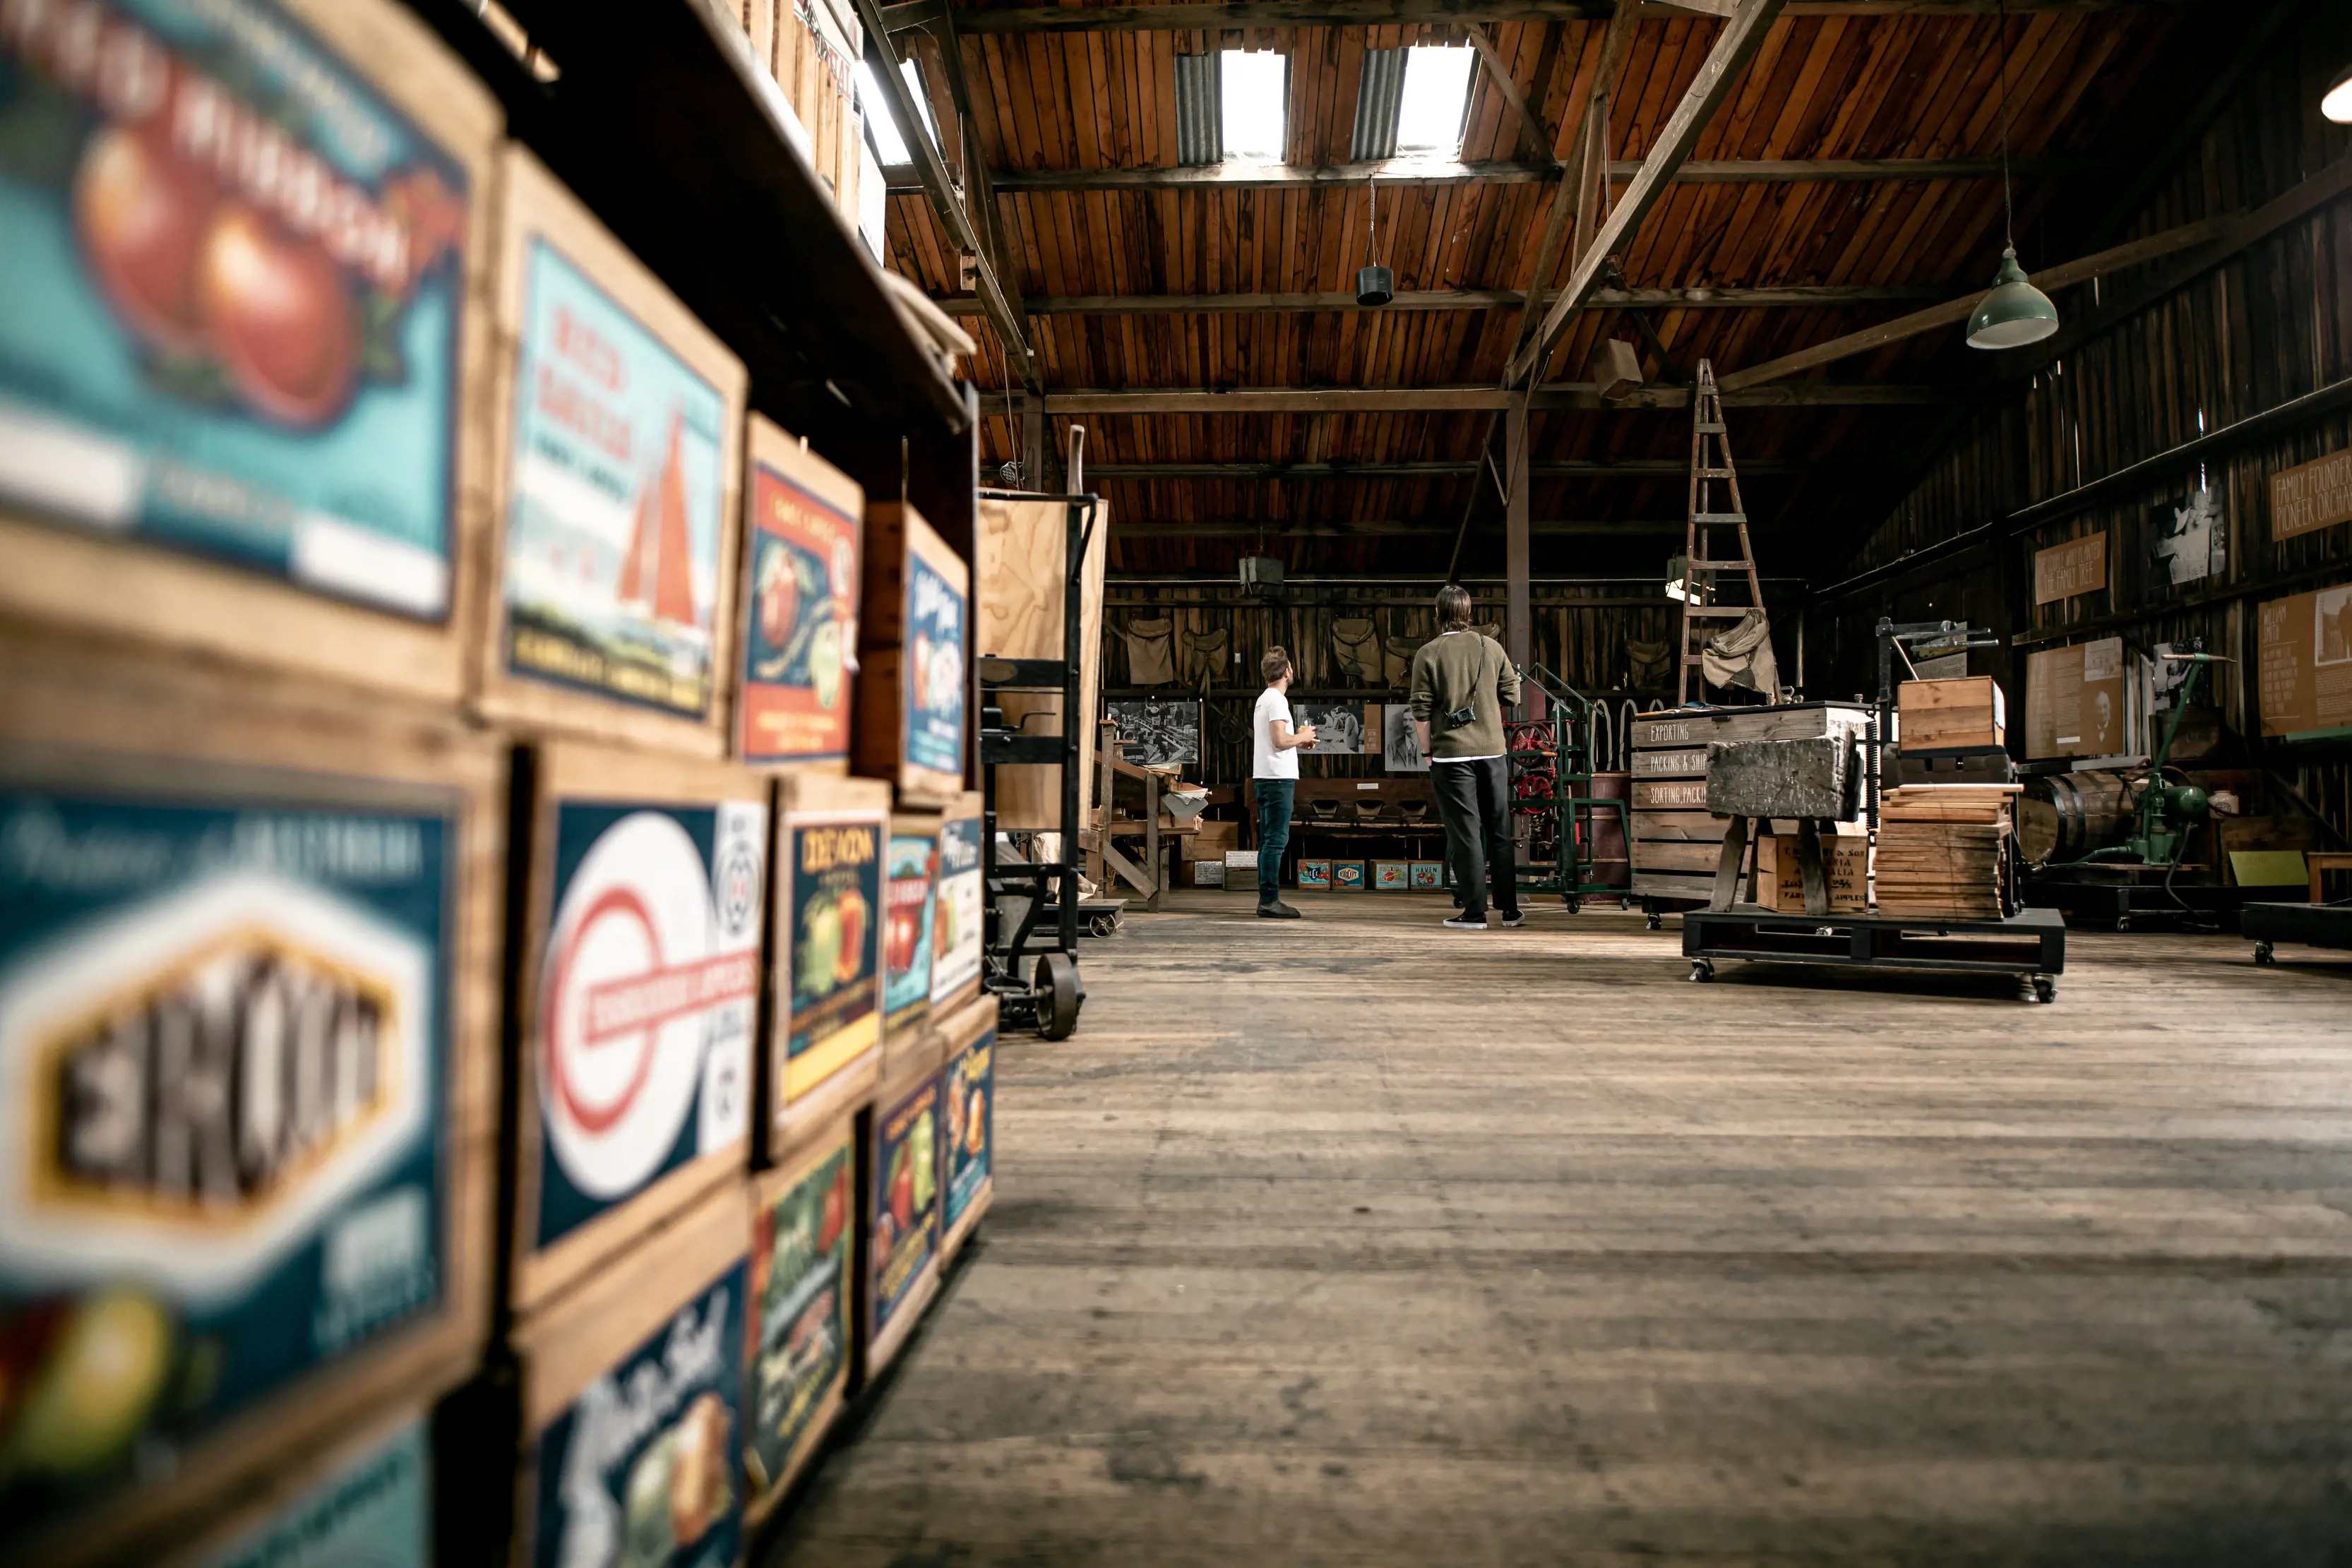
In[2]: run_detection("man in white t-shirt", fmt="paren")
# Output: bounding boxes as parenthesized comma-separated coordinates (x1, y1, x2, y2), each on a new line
(1251, 645, 1316, 918)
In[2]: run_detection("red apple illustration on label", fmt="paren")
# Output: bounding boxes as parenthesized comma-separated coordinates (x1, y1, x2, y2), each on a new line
(889, 1148, 915, 1231)
(832, 887, 868, 986)
(76, 123, 220, 353)
(196, 203, 361, 428)
(819, 1166, 847, 1253)
(758, 542, 799, 650)
(885, 897, 919, 976)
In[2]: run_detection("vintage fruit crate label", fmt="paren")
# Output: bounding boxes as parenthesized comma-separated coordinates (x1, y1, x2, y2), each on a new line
(868, 1073, 938, 1337)
(880, 829, 936, 1027)
(1409, 861, 1443, 889)
(503, 239, 727, 719)
(1332, 861, 1366, 891)
(745, 1141, 849, 1497)
(1295, 858, 1330, 888)
(191, 1416, 430, 1568)
(534, 801, 762, 1249)
(926, 815, 981, 1006)
(0, 784, 453, 1536)
(0, 0, 472, 618)
(784, 813, 880, 1099)
(739, 464, 859, 764)
(1372, 860, 1410, 891)
(530, 1264, 746, 1568)
(941, 1028, 992, 1233)
(900, 556, 965, 777)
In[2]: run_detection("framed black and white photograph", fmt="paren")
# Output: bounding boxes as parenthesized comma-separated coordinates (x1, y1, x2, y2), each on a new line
(2148, 489, 2223, 587)
(1107, 699, 1202, 768)
(1290, 700, 1366, 755)
(1380, 704, 1428, 773)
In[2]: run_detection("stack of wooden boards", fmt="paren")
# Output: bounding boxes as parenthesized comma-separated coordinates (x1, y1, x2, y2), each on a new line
(0, 3, 1005, 1564)
(1877, 786, 2021, 918)
(1631, 704, 1874, 904)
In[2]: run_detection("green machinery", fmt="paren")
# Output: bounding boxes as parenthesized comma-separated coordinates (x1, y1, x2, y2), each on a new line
(1505, 665, 1632, 913)
(2084, 650, 2221, 868)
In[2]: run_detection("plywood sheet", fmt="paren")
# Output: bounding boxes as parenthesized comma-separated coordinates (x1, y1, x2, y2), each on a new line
(979, 493, 1109, 832)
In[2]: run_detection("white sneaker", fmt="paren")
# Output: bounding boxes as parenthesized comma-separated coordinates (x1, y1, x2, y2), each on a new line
(1442, 916, 1487, 930)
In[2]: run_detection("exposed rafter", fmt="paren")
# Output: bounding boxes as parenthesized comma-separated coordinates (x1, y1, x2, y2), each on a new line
(1087, 457, 1863, 478)
(928, 284, 1944, 316)
(886, 0, 2168, 33)
(887, 156, 2096, 194)
(1037, 382, 1967, 414)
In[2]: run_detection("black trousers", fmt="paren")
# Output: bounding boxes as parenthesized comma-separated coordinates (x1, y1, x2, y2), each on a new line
(1431, 755, 1518, 920)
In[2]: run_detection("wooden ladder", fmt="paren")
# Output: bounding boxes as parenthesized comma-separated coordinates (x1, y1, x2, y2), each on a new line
(1677, 359, 1770, 705)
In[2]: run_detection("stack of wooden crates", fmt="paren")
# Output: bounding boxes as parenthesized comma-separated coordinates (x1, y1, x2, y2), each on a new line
(0, 3, 987, 1564)
(1630, 704, 1875, 907)
(1878, 677, 2019, 918)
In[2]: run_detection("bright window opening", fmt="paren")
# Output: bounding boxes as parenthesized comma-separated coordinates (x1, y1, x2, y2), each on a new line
(1221, 49, 1288, 162)
(860, 59, 936, 164)
(1395, 46, 1474, 154)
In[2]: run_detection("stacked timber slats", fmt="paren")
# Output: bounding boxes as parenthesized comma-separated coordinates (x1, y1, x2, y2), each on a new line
(1630, 705, 1875, 904)
(1877, 786, 2022, 918)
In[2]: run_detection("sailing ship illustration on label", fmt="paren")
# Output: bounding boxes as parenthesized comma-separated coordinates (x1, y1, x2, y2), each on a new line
(505, 240, 726, 718)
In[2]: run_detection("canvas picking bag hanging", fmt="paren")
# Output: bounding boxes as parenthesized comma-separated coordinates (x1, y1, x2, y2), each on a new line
(1625, 638, 1671, 690)
(1178, 623, 1229, 688)
(1330, 618, 1380, 683)
(1122, 616, 1176, 686)
(1382, 633, 1423, 689)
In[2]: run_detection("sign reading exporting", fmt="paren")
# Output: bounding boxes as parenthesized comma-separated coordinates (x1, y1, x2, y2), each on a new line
(2269, 451, 2352, 543)
(2257, 584, 2352, 738)
(2033, 532, 2108, 604)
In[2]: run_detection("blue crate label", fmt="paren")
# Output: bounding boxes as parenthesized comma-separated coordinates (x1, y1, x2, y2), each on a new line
(503, 239, 728, 719)
(784, 815, 879, 1099)
(0, 790, 450, 1529)
(746, 1142, 849, 1495)
(901, 557, 965, 777)
(868, 1075, 938, 1335)
(532, 1264, 746, 1568)
(942, 1029, 993, 1232)
(880, 830, 935, 1024)
(535, 801, 762, 1248)
(0, 0, 472, 618)
(193, 1416, 431, 1568)
(928, 815, 981, 1006)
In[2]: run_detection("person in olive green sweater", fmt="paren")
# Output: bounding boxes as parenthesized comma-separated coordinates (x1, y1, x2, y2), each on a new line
(1409, 584, 1523, 929)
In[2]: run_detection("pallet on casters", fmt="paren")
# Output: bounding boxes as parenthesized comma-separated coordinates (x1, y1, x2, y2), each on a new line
(1682, 905, 2067, 1003)
(2244, 901, 2352, 967)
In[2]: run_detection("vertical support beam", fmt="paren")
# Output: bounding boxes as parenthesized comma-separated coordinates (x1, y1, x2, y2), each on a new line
(1505, 390, 1531, 669)
(1021, 390, 1045, 489)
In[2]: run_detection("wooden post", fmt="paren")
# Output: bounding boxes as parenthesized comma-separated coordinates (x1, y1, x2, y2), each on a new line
(1022, 390, 1045, 490)
(1505, 390, 1532, 671)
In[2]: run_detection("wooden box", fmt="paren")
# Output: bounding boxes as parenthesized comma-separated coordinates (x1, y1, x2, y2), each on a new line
(855, 503, 969, 806)
(1192, 860, 1227, 887)
(0, 0, 500, 704)
(511, 1183, 749, 1568)
(977, 491, 1109, 832)
(1373, 859, 1412, 890)
(1297, 858, 1332, 888)
(1411, 861, 1444, 890)
(938, 996, 998, 1264)
(157, 1396, 448, 1568)
(1333, 861, 1367, 892)
(770, 774, 890, 1161)
(477, 146, 748, 758)
(861, 1067, 945, 1382)
(744, 1125, 854, 1521)
(883, 810, 943, 1046)
(929, 792, 985, 1015)
(507, 742, 768, 1316)
(1756, 833, 1868, 914)
(737, 416, 863, 768)
(0, 633, 501, 1568)
(1899, 677, 2006, 753)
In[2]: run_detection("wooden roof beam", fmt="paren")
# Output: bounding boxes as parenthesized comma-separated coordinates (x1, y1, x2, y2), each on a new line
(1039, 382, 1968, 412)
(1087, 457, 1864, 477)
(1106, 520, 1709, 537)
(916, 1, 2170, 33)
(1464, 23, 1558, 169)
(928, 285, 1945, 313)
(893, 157, 2100, 193)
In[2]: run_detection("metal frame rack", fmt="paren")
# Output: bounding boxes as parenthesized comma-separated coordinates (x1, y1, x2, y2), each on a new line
(1510, 666, 1632, 913)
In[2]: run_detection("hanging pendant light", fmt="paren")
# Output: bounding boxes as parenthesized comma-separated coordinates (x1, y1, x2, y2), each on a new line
(1356, 176, 1394, 307)
(2324, 62, 2352, 124)
(1966, 0, 2059, 350)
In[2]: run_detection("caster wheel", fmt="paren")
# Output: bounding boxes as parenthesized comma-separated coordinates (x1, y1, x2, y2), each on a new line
(1689, 959, 1715, 983)
(2114, 914, 2131, 933)
(1646, 913, 1664, 932)
(1563, 894, 1582, 914)
(1089, 913, 1118, 938)
(2255, 942, 2276, 966)
(2031, 976, 2056, 1004)
(1035, 952, 1082, 1040)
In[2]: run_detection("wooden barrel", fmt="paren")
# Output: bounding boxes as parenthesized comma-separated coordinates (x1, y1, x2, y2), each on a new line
(2017, 770, 2132, 864)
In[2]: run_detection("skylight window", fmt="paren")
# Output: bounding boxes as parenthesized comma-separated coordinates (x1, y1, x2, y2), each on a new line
(859, 59, 935, 165)
(1220, 49, 1288, 162)
(1395, 46, 1474, 154)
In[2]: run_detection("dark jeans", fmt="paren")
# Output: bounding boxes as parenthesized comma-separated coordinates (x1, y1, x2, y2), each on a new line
(1431, 756, 1518, 921)
(1255, 779, 1294, 904)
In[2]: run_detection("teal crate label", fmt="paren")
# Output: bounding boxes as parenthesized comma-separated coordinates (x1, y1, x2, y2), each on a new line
(532, 1264, 746, 1568)
(746, 1142, 850, 1497)
(901, 556, 965, 777)
(783, 815, 880, 1098)
(928, 815, 981, 1006)
(504, 239, 727, 719)
(193, 1416, 431, 1568)
(868, 1073, 938, 1337)
(0, 0, 472, 618)
(535, 801, 762, 1250)
(943, 1027, 993, 1232)
(0, 784, 453, 1540)
(880, 829, 935, 1026)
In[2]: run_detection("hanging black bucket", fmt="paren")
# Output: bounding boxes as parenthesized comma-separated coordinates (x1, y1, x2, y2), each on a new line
(1356, 263, 1394, 307)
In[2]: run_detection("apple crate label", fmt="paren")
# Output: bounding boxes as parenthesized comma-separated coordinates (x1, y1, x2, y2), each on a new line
(928, 816, 982, 1007)
(880, 831, 936, 1026)
(901, 558, 966, 777)
(0, 789, 449, 1535)
(505, 241, 727, 719)
(530, 1264, 745, 1568)
(784, 816, 880, 1100)
(868, 1075, 939, 1336)
(942, 1031, 993, 1233)
(0, 0, 471, 619)
(739, 465, 859, 764)
(745, 1143, 850, 1496)
(193, 1417, 431, 1568)
(535, 801, 763, 1248)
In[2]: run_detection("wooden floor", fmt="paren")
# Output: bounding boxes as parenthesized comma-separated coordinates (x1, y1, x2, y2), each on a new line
(766, 894, 2352, 1566)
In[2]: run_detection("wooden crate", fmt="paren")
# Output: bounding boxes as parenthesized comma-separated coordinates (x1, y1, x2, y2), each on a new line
(938, 995, 998, 1264)
(739, 0, 779, 78)
(0, 632, 501, 1568)
(883, 810, 943, 1041)
(1632, 778, 1712, 811)
(1631, 810, 1726, 842)
(477, 146, 748, 758)
(744, 1125, 855, 1522)
(860, 1066, 945, 1383)
(736, 415, 863, 768)
(854, 503, 969, 806)
(1756, 834, 1869, 914)
(511, 1182, 749, 1568)
(1898, 676, 2007, 752)
(506, 741, 768, 1316)
(770, 774, 891, 1161)
(977, 492, 1109, 832)
(1631, 839, 1727, 875)
(1631, 704, 1873, 750)
(0, 0, 499, 705)
(930, 791, 985, 1014)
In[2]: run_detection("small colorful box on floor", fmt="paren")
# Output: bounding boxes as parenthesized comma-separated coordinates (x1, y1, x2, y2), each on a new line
(1373, 860, 1411, 890)
(1192, 860, 1226, 887)
(1297, 858, 1332, 888)
(1411, 861, 1444, 890)
(1333, 861, 1368, 892)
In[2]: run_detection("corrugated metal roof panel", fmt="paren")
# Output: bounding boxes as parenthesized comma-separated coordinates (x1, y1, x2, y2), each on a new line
(1176, 52, 1221, 167)
(1353, 48, 1404, 162)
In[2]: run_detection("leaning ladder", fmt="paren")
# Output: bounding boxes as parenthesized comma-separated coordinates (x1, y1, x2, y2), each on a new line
(1678, 359, 1770, 705)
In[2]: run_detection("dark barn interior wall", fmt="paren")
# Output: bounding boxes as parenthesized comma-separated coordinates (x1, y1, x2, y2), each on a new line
(1812, 2, 2352, 843)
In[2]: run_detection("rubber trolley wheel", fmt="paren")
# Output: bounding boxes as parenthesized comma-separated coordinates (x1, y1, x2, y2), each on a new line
(1035, 951, 1082, 1040)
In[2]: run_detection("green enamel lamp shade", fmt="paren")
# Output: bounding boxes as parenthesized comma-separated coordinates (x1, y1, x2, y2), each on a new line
(1966, 246, 2060, 349)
